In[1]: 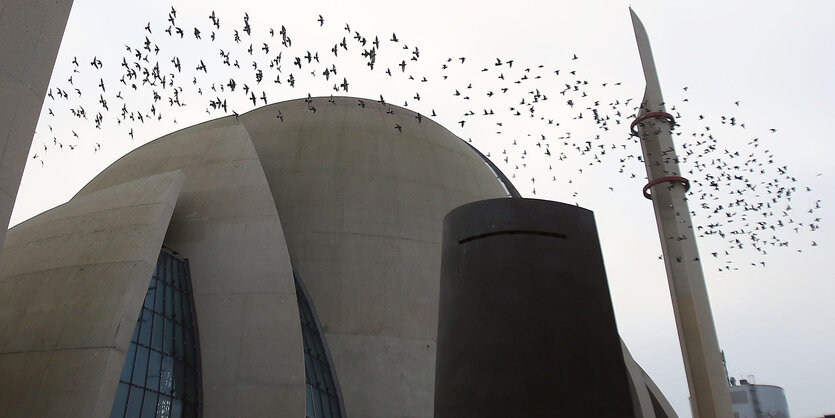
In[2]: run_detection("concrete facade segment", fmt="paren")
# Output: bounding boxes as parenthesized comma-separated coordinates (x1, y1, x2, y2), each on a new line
(0, 170, 184, 417)
(0, 0, 74, 253)
(643, 365, 681, 418)
(77, 116, 305, 418)
(621, 340, 679, 418)
(240, 97, 510, 418)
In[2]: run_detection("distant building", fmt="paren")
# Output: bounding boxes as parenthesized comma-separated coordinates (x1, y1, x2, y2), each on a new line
(729, 380, 790, 418)
(0, 98, 678, 417)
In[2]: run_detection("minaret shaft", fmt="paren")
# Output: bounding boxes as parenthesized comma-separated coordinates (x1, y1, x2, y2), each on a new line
(630, 9, 734, 418)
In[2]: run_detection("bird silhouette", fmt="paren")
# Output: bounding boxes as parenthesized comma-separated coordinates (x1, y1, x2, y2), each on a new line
(30, 5, 819, 271)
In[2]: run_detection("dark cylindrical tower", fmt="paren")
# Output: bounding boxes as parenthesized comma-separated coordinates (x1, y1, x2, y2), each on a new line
(434, 198, 635, 417)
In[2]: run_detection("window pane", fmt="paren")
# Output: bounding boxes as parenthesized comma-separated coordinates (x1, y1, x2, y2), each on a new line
(151, 313, 164, 350)
(140, 392, 158, 418)
(155, 282, 165, 313)
(306, 387, 315, 417)
(146, 350, 162, 392)
(160, 356, 174, 395)
(170, 398, 183, 418)
(137, 310, 152, 346)
(124, 386, 144, 418)
(165, 285, 174, 319)
(120, 344, 137, 382)
(181, 292, 193, 325)
(131, 318, 140, 342)
(174, 326, 184, 359)
(112, 251, 201, 418)
(295, 273, 342, 417)
(156, 395, 172, 418)
(184, 369, 198, 403)
(163, 318, 174, 354)
(320, 392, 332, 418)
(173, 360, 185, 397)
(163, 257, 174, 284)
(313, 389, 325, 417)
(143, 281, 156, 309)
(131, 346, 149, 386)
(174, 288, 184, 323)
(312, 356, 327, 389)
(184, 332, 195, 364)
(110, 382, 130, 418)
(304, 355, 317, 387)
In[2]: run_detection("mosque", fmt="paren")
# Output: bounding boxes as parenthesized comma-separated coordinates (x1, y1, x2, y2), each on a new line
(0, 2, 681, 417)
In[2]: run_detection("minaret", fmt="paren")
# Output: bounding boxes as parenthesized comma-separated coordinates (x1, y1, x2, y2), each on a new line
(629, 9, 734, 418)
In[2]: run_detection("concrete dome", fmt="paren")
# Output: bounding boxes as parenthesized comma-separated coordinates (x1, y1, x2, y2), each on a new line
(0, 96, 510, 417)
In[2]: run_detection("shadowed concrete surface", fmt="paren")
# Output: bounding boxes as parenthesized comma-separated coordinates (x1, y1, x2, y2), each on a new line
(623, 340, 679, 418)
(0, 170, 183, 417)
(241, 97, 510, 417)
(0, 0, 74, 254)
(436, 198, 635, 417)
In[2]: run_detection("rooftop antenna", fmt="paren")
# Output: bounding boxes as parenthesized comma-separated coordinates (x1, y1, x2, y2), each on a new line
(629, 8, 734, 418)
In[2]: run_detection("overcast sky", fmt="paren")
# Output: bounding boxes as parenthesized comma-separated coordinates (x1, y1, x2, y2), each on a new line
(15, 1, 835, 416)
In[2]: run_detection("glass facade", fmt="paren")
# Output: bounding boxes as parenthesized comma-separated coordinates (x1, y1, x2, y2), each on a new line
(110, 250, 201, 418)
(295, 274, 342, 418)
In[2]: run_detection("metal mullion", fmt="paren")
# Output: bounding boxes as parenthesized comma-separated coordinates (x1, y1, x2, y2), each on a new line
(174, 321, 184, 361)
(145, 298, 189, 328)
(120, 300, 151, 417)
(135, 306, 159, 417)
(119, 380, 183, 400)
(163, 253, 170, 285)
(118, 381, 133, 418)
(164, 285, 174, 336)
(310, 383, 320, 418)
(167, 253, 175, 284)
(116, 251, 203, 418)
(182, 258, 202, 417)
(174, 258, 184, 291)
(161, 277, 169, 359)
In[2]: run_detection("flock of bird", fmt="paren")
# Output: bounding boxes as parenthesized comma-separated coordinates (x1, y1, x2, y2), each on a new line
(34, 6, 821, 271)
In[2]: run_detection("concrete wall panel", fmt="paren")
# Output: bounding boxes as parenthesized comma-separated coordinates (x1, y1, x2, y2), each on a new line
(0, 0, 74, 252)
(240, 97, 509, 418)
(621, 340, 683, 417)
(77, 116, 305, 418)
(0, 170, 184, 417)
(643, 363, 680, 418)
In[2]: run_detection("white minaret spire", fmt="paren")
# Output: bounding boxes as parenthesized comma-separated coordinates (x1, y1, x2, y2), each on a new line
(629, 9, 734, 418)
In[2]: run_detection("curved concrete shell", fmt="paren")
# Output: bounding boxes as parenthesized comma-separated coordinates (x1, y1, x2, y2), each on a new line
(0, 0, 74, 252)
(240, 98, 510, 417)
(0, 170, 184, 416)
(622, 341, 680, 418)
(78, 116, 306, 418)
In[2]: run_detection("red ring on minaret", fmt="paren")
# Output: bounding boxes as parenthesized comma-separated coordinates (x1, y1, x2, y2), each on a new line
(630, 111, 676, 136)
(643, 176, 690, 199)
